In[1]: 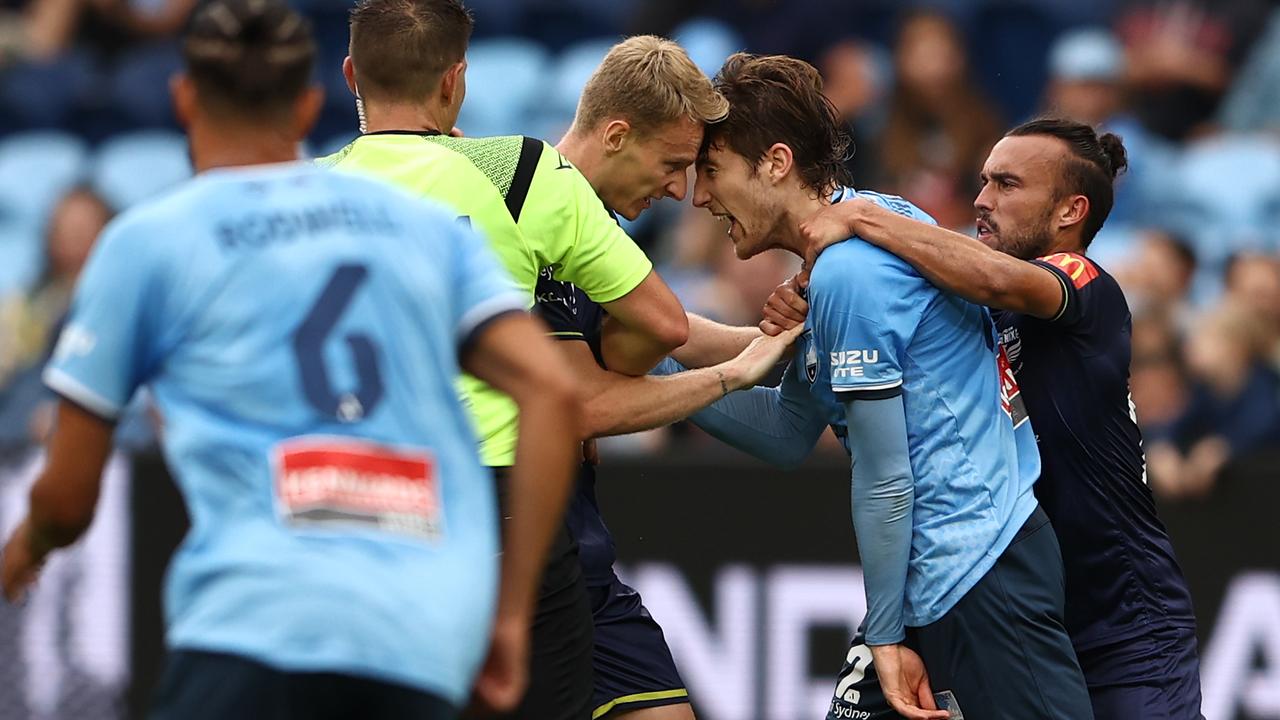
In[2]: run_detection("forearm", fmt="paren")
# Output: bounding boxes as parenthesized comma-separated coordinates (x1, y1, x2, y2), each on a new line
(599, 316, 678, 376)
(500, 391, 580, 620)
(26, 477, 92, 553)
(670, 313, 761, 368)
(657, 360, 826, 468)
(844, 396, 914, 646)
(584, 364, 734, 438)
(848, 203, 1040, 313)
(25, 401, 112, 554)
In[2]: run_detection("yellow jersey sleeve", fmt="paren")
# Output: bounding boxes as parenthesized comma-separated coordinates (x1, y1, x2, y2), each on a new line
(518, 142, 653, 304)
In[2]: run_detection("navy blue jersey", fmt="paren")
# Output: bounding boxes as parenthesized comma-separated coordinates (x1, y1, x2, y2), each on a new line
(992, 252, 1197, 652)
(533, 266, 616, 587)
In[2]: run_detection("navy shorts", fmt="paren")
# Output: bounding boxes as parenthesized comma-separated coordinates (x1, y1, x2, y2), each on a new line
(589, 576, 689, 719)
(828, 506, 1093, 720)
(493, 469, 595, 720)
(1080, 626, 1204, 720)
(150, 650, 456, 720)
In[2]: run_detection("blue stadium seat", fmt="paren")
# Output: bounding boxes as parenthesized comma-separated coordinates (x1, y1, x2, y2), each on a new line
(0, 218, 43, 296)
(91, 131, 192, 212)
(672, 18, 744, 77)
(0, 131, 89, 226)
(1163, 135, 1280, 300)
(458, 37, 551, 137)
(0, 131, 89, 294)
(541, 38, 617, 139)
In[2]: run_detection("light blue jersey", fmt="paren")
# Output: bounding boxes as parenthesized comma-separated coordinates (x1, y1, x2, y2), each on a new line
(44, 162, 525, 706)
(796, 188, 1041, 628)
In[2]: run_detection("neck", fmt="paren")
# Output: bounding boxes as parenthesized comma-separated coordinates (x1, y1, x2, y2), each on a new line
(363, 100, 449, 135)
(555, 130, 606, 194)
(189, 119, 299, 174)
(1044, 231, 1086, 257)
(775, 188, 832, 257)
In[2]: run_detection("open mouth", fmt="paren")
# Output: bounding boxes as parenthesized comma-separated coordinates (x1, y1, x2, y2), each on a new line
(713, 212, 738, 237)
(975, 218, 994, 239)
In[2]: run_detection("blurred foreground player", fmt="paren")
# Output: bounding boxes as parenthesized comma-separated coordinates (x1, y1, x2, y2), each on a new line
(0, 1, 582, 718)
(788, 118, 1203, 720)
(681, 54, 1091, 719)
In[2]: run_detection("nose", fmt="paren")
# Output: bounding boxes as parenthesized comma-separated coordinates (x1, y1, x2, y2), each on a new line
(974, 184, 994, 214)
(667, 170, 688, 202)
(692, 172, 711, 209)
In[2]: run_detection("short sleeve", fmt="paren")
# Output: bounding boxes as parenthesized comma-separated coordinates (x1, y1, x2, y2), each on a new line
(449, 217, 527, 351)
(518, 143, 652, 304)
(1031, 252, 1103, 329)
(533, 268, 607, 346)
(808, 243, 929, 399)
(43, 218, 169, 420)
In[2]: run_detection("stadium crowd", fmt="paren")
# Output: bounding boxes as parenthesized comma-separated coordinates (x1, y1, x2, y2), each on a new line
(2, 0, 1279, 500)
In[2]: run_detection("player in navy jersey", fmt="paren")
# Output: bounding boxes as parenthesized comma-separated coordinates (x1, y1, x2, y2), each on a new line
(0, 2, 583, 718)
(775, 118, 1202, 719)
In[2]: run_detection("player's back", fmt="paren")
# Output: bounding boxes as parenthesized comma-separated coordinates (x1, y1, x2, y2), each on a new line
(48, 163, 518, 705)
(804, 188, 1040, 628)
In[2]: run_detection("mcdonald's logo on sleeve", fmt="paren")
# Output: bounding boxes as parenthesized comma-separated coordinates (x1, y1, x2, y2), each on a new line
(1039, 252, 1099, 289)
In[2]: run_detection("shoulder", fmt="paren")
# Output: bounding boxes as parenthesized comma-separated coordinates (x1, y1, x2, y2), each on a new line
(1034, 252, 1106, 291)
(848, 188, 937, 225)
(809, 237, 923, 297)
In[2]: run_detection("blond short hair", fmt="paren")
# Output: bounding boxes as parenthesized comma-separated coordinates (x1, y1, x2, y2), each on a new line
(572, 35, 729, 135)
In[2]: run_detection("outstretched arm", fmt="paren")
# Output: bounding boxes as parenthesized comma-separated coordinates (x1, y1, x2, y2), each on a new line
(566, 325, 802, 438)
(801, 199, 1065, 319)
(654, 358, 828, 468)
(670, 313, 763, 368)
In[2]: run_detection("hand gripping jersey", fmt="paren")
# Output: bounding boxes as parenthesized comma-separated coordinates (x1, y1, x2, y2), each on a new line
(44, 163, 525, 706)
(796, 188, 1042, 627)
(320, 132, 653, 466)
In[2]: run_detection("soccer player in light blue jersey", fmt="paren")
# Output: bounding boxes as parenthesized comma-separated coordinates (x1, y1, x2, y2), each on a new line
(678, 53, 1092, 720)
(0, 1, 581, 718)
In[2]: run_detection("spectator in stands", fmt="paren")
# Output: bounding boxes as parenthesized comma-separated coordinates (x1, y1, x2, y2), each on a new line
(880, 10, 1002, 230)
(0, 187, 108, 394)
(0, 182, 109, 451)
(0, 0, 194, 132)
(0, 0, 93, 130)
(1113, 229, 1197, 321)
(1223, 253, 1280, 367)
(1044, 28, 1126, 128)
(1218, 5, 1280, 133)
(657, 203, 798, 327)
(819, 38, 889, 187)
(1116, 0, 1272, 142)
(1130, 311, 1190, 441)
(1148, 302, 1280, 498)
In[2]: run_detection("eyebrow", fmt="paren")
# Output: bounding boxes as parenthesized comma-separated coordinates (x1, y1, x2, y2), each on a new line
(984, 170, 1021, 184)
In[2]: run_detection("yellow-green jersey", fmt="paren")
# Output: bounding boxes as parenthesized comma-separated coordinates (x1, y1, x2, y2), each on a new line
(319, 131, 653, 466)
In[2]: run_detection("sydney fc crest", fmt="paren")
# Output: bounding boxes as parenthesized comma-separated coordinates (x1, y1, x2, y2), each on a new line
(803, 330, 818, 384)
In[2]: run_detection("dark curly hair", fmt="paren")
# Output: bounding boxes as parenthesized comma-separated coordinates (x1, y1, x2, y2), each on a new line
(1006, 117, 1128, 247)
(183, 0, 315, 120)
(703, 53, 852, 197)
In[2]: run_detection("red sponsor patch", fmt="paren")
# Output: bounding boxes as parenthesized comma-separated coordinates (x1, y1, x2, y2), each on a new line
(273, 437, 442, 541)
(997, 343, 1029, 428)
(1039, 252, 1099, 290)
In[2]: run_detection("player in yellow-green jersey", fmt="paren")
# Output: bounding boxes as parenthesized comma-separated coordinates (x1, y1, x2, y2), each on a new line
(320, 2, 711, 720)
